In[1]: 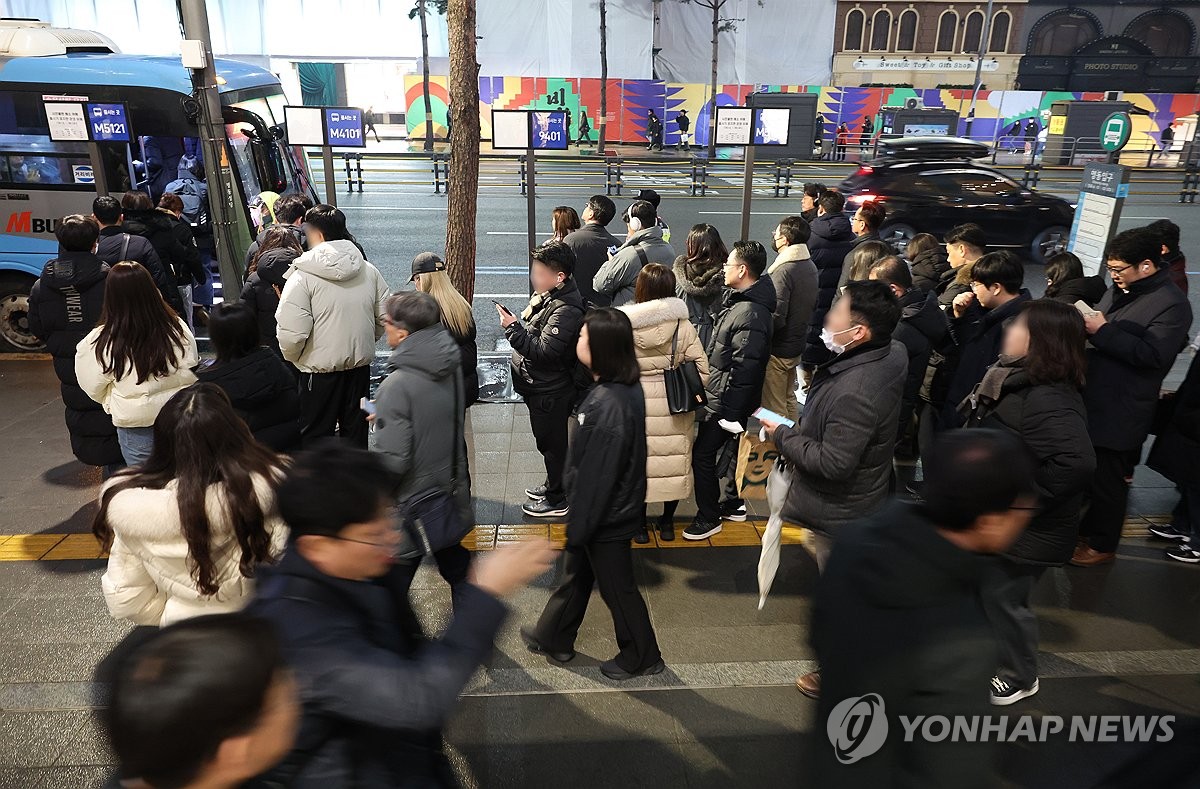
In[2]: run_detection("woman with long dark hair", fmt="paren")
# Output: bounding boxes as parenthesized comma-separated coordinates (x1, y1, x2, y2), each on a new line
(197, 302, 302, 452)
(521, 308, 664, 680)
(1043, 251, 1106, 307)
(76, 261, 198, 466)
(959, 299, 1095, 705)
(240, 225, 303, 360)
(672, 223, 729, 349)
(93, 383, 287, 626)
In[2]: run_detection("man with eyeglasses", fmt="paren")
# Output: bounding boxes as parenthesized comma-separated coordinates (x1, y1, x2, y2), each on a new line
(1073, 228, 1193, 567)
(837, 199, 885, 291)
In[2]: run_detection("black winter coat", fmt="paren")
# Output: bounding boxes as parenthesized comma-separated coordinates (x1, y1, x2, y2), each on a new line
(250, 550, 506, 788)
(812, 500, 995, 788)
(565, 381, 648, 546)
(122, 209, 202, 289)
(27, 252, 123, 467)
(1148, 351, 1200, 487)
(244, 223, 306, 269)
(802, 212, 856, 366)
(892, 289, 949, 441)
(910, 247, 951, 294)
(941, 291, 1031, 428)
(704, 276, 776, 423)
(1085, 269, 1193, 450)
(446, 320, 479, 407)
(1046, 275, 1106, 308)
(963, 366, 1096, 565)
(563, 222, 620, 307)
(506, 278, 586, 396)
(673, 255, 724, 351)
(95, 226, 184, 315)
(240, 246, 299, 357)
(196, 348, 301, 452)
(935, 266, 970, 309)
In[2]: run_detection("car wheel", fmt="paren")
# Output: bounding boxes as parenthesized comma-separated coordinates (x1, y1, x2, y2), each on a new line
(1031, 226, 1069, 265)
(0, 274, 42, 353)
(880, 222, 917, 254)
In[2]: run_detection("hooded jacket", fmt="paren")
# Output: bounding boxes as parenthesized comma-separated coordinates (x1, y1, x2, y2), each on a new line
(373, 325, 470, 518)
(812, 500, 995, 788)
(196, 348, 302, 453)
(74, 320, 199, 429)
(250, 549, 506, 788)
(768, 244, 818, 358)
(775, 339, 907, 535)
(961, 364, 1095, 566)
(1085, 268, 1193, 450)
(673, 255, 725, 351)
(28, 252, 123, 466)
(893, 289, 950, 441)
(100, 473, 287, 627)
(275, 240, 391, 374)
(1046, 275, 1107, 309)
(506, 277, 586, 396)
(565, 380, 649, 546)
(593, 227, 676, 307)
(95, 225, 184, 315)
(240, 246, 299, 356)
(705, 276, 776, 423)
(941, 290, 1032, 429)
(620, 297, 710, 503)
(802, 211, 856, 366)
(910, 246, 951, 294)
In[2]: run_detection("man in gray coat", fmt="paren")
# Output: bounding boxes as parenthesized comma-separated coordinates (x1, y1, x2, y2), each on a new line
(758, 279, 907, 700)
(372, 291, 472, 596)
(764, 215, 818, 420)
(593, 200, 675, 307)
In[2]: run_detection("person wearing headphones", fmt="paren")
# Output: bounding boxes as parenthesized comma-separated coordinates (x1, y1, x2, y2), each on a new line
(592, 200, 676, 307)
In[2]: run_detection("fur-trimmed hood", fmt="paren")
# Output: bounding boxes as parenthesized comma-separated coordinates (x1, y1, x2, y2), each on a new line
(673, 256, 724, 302)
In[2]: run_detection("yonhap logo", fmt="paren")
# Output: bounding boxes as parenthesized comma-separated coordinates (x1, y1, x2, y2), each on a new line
(827, 694, 889, 764)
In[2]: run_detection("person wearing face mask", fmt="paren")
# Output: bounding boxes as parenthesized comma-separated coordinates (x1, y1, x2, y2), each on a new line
(1073, 228, 1193, 567)
(758, 279, 906, 699)
(593, 199, 676, 307)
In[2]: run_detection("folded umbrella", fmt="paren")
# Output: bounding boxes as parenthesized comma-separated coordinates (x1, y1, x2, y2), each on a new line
(757, 460, 794, 610)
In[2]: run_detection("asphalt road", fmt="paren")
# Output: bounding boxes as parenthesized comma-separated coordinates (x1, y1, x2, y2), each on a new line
(320, 158, 1200, 359)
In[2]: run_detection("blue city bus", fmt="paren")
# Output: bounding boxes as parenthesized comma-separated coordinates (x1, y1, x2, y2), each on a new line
(0, 21, 314, 352)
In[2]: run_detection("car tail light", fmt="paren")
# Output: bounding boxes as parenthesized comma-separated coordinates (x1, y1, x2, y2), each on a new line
(856, 166, 874, 175)
(847, 193, 880, 205)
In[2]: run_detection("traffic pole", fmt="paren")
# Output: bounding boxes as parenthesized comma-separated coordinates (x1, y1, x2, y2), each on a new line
(526, 142, 537, 295)
(178, 0, 247, 296)
(965, 0, 995, 140)
(739, 144, 755, 242)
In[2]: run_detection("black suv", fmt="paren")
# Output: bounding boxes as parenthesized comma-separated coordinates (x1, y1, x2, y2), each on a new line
(838, 137, 1074, 263)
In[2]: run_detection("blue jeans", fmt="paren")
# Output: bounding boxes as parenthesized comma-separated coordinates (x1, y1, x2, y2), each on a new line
(117, 426, 155, 467)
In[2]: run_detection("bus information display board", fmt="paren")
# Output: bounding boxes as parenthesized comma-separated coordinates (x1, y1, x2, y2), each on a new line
(44, 100, 131, 143)
(85, 103, 130, 142)
(492, 110, 569, 150)
(1068, 163, 1131, 276)
(715, 107, 792, 146)
(284, 106, 366, 148)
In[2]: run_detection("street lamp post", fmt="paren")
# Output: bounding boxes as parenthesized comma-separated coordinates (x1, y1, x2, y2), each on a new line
(965, 0, 995, 140)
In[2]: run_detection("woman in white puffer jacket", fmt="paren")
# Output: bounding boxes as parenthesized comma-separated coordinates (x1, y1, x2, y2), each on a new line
(93, 383, 288, 627)
(620, 264, 709, 543)
(75, 261, 198, 467)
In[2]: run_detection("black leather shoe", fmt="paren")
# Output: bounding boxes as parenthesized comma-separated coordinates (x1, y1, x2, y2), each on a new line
(601, 658, 666, 680)
(520, 627, 575, 663)
(634, 527, 651, 545)
(657, 516, 675, 542)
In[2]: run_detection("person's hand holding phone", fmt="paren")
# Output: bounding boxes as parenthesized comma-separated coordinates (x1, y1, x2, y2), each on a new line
(494, 300, 518, 329)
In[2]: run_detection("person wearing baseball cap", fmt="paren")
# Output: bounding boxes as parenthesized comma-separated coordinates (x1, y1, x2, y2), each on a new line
(410, 251, 447, 282)
(410, 251, 479, 408)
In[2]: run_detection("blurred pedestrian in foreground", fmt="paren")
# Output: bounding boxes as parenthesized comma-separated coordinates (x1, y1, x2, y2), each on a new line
(252, 443, 554, 786)
(103, 613, 300, 789)
(522, 308, 664, 680)
(1147, 348, 1200, 564)
(812, 430, 1036, 788)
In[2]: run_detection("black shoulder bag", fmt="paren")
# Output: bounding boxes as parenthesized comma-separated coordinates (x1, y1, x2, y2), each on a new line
(664, 319, 707, 414)
(400, 374, 472, 554)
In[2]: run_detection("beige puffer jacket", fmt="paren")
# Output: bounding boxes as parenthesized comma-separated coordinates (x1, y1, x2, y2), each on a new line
(620, 297, 710, 503)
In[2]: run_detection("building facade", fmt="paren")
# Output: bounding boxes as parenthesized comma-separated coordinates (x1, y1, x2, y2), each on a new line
(832, 2, 1029, 90)
(1016, 2, 1200, 92)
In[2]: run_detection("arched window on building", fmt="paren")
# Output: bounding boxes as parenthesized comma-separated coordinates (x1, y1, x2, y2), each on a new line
(844, 8, 865, 51)
(1125, 10, 1195, 57)
(989, 10, 1011, 53)
(871, 9, 892, 51)
(897, 8, 919, 52)
(963, 10, 985, 54)
(1029, 10, 1102, 56)
(936, 10, 958, 53)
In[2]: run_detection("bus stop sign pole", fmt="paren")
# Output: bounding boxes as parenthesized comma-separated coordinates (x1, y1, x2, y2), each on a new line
(179, 0, 246, 295)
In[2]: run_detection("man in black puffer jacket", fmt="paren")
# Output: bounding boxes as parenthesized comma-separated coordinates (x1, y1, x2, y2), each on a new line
(28, 215, 124, 473)
(802, 192, 856, 375)
(92, 195, 184, 316)
(687, 240, 775, 541)
(502, 241, 587, 518)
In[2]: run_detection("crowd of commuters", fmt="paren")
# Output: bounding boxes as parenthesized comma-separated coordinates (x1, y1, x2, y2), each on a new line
(22, 181, 1200, 786)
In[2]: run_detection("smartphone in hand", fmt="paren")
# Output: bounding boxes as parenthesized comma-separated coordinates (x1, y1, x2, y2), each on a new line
(1073, 300, 1100, 319)
(492, 299, 513, 316)
(753, 407, 795, 428)
(360, 397, 376, 416)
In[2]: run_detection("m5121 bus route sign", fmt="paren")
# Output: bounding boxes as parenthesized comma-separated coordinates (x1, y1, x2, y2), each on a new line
(85, 103, 131, 143)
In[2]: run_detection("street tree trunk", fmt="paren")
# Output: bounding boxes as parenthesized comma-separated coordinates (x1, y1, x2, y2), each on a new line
(706, 0, 723, 158)
(418, 0, 435, 151)
(597, 0, 608, 151)
(445, 0, 479, 299)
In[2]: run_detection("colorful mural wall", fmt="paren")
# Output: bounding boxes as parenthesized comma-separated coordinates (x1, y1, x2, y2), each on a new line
(403, 75, 1200, 151)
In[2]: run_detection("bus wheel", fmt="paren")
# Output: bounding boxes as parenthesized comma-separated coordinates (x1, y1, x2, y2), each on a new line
(0, 275, 42, 353)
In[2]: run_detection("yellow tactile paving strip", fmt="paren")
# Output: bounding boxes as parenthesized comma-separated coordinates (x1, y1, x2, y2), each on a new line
(0, 519, 1154, 561)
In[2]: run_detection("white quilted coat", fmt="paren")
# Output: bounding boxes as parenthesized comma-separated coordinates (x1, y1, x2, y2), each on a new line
(620, 297, 710, 503)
